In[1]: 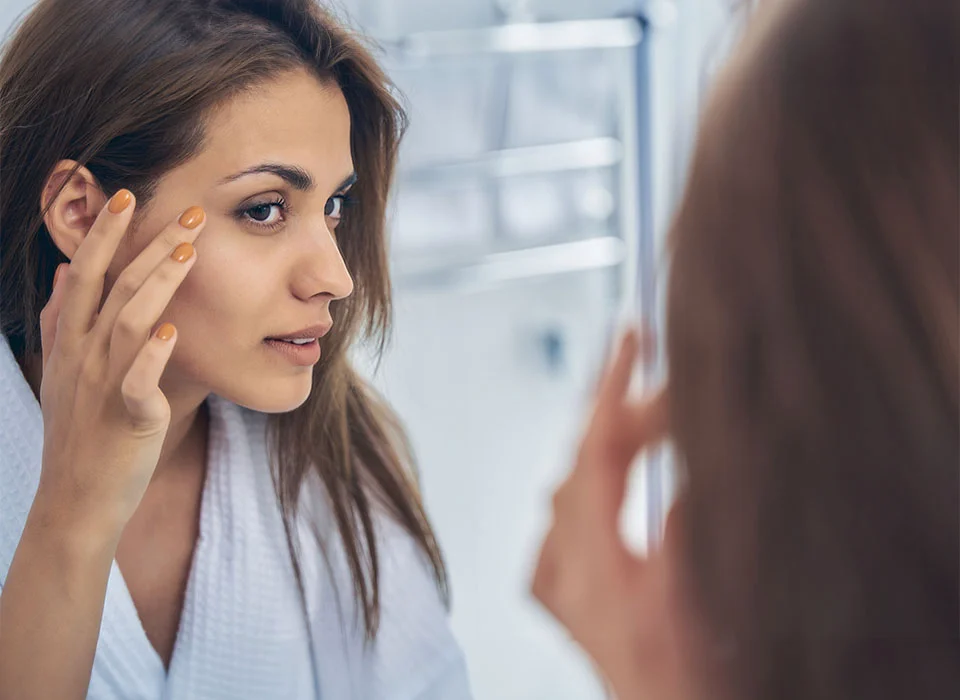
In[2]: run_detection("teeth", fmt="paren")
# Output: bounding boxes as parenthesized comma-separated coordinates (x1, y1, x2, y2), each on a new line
(267, 337, 316, 345)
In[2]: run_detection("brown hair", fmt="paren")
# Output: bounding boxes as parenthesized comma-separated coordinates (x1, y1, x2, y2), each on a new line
(666, 0, 959, 698)
(0, 0, 446, 638)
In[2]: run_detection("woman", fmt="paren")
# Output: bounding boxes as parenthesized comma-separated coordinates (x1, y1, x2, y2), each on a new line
(0, 1, 472, 698)
(534, 0, 959, 699)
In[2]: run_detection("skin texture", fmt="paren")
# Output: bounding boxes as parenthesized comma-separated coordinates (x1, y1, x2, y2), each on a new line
(1, 67, 358, 693)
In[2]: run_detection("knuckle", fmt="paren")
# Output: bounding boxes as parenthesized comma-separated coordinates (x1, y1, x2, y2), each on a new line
(112, 273, 141, 301)
(157, 258, 185, 282)
(120, 370, 148, 403)
(159, 229, 184, 253)
(64, 263, 88, 286)
(78, 353, 103, 387)
(113, 309, 145, 340)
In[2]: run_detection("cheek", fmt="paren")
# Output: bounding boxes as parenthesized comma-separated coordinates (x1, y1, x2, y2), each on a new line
(168, 250, 271, 344)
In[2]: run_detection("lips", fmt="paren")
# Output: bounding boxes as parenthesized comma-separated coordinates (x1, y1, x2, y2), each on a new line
(263, 337, 322, 366)
(265, 323, 332, 342)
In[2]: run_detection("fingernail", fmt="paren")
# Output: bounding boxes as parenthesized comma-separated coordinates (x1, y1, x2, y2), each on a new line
(170, 242, 194, 263)
(179, 206, 205, 229)
(156, 323, 176, 341)
(108, 189, 132, 214)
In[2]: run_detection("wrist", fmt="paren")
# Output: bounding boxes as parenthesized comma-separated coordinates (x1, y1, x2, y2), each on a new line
(25, 487, 124, 564)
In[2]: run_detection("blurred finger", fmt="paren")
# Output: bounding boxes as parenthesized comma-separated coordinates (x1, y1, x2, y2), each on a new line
(593, 385, 670, 473)
(597, 328, 640, 408)
(621, 385, 670, 447)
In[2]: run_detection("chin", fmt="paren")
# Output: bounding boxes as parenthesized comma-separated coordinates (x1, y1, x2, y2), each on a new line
(220, 374, 314, 415)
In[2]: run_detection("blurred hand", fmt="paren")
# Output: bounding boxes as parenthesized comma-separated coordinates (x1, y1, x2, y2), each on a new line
(531, 329, 682, 700)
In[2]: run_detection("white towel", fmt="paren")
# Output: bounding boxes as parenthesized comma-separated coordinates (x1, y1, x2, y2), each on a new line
(0, 333, 473, 699)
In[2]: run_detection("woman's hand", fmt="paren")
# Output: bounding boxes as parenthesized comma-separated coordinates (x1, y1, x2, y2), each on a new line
(0, 190, 206, 700)
(531, 329, 682, 700)
(34, 190, 206, 542)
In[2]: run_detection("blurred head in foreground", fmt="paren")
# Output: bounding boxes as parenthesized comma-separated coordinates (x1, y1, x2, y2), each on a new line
(668, 0, 959, 698)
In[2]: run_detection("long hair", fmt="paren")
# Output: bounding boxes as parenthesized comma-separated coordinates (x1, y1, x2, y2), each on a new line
(0, 0, 447, 638)
(666, 0, 959, 697)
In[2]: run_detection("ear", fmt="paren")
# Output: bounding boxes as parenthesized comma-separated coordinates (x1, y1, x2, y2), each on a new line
(41, 160, 109, 260)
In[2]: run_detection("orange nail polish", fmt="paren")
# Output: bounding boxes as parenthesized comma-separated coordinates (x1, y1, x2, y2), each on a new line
(170, 242, 194, 263)
(179, 206, 204, 229)
(156, 323, 176, 341)
(108, 189, 132, 214)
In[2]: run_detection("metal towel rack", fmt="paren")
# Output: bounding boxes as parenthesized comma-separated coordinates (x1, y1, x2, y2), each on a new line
(378, 13, 667, 549)
(379, 15, 652, 322)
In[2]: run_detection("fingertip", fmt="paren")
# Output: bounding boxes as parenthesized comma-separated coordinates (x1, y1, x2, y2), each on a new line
(155, 322, 176, 342)
(614, 326, 642, 373)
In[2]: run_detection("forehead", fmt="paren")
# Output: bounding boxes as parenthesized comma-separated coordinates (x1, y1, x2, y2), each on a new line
(197, 67, 353, 179)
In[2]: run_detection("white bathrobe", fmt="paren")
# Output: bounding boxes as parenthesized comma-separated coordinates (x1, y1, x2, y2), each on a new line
(0, 334, 473, 699)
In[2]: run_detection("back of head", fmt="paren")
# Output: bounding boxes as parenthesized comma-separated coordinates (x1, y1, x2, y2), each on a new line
(666, 0, 959, 698)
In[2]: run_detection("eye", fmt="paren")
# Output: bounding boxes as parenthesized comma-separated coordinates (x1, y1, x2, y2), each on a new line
(237, 196, 287, 231)
(325, 195, 346, 220)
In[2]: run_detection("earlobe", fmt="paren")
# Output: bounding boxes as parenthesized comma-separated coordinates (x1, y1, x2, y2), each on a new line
(41, 160, 108, 260)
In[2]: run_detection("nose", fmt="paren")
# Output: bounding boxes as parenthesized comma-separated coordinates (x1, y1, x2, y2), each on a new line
(293, 222, 354, 302)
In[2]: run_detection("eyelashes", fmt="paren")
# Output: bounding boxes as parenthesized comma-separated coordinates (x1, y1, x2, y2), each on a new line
(236, 192, 357, 232)
(240, 196, 287, 230)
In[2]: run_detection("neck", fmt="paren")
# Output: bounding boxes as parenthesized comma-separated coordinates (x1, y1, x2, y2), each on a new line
(17, 351, 208, 480)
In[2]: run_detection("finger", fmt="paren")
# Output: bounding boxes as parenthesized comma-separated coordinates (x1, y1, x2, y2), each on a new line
(577, 333, 646, 466)
(570, 387, 669, 524)
(57, 190, 136, 343)
(617, 385, 670, 456)
(91, 206, 205, 356)
(39, 263, 69, 371)
(120, 322, 177, 430)
(107, 238, 198, 377)
(597, 328, 640, 409)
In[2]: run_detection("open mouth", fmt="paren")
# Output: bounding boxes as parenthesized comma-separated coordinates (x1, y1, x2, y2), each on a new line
(266, 338, 316, 345)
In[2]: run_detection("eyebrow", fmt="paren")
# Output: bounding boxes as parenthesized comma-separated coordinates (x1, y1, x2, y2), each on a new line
(218, 163, 357, 193)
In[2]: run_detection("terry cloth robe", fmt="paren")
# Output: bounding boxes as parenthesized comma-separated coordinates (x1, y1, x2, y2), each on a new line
(0, 333, 473, 699)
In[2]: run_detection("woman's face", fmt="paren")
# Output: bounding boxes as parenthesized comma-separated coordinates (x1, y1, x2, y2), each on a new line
(107, 67, 356, 414)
